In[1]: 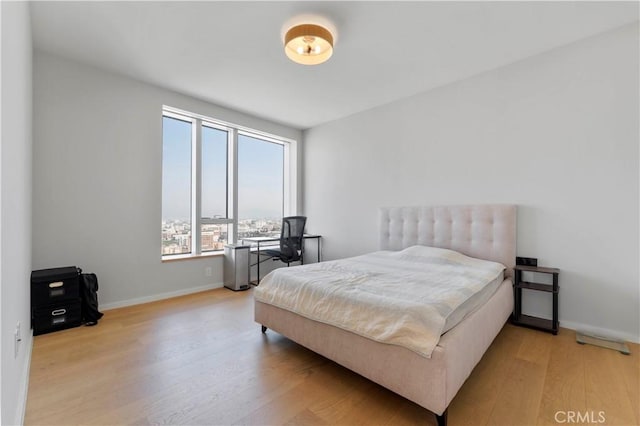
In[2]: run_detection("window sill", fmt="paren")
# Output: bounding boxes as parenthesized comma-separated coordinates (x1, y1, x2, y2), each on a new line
(162, 251, 224, 263)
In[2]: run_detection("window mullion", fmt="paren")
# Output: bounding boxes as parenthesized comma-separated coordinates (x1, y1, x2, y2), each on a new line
(283, 143, 290, 217)
(193, 119, 202, 255)
(229, 128, 239, 244)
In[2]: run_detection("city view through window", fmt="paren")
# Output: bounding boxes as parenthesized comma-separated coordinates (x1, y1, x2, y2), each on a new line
(162, 114, 285, 256)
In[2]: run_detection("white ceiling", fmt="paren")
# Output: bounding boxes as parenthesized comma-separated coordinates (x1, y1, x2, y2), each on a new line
(30, 1, 638, 130)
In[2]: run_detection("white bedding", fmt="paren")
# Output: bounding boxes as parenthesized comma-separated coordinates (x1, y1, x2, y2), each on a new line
(254, 245, 505, 358)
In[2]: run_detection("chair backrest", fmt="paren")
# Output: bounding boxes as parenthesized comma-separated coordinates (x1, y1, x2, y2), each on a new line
(279, 216, 307, 262)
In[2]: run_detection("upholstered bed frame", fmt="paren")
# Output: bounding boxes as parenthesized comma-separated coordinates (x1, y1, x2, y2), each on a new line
(255, 205, 516, 425)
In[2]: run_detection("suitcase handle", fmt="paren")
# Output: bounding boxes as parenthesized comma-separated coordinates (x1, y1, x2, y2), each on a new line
(49, 281, 64, 288)
(51, 309, 66, 316)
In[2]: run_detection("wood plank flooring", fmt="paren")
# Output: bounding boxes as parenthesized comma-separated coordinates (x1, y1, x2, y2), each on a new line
(25, 288, 639, 425)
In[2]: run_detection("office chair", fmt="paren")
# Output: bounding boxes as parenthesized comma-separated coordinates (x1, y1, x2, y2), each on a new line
(262, 216, 307, 266)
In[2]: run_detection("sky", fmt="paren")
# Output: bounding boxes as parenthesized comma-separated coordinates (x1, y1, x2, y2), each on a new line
(162, 116, 284, 222)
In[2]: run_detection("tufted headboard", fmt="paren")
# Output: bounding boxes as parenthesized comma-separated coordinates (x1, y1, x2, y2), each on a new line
(379, 204, 517, 278)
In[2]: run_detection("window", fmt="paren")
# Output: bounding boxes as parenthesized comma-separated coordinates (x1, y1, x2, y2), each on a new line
(161, 115, 193, 255)
(201, 125, 229, 252)
(161, 107, 296, 258)
(238, 134, 284, 239)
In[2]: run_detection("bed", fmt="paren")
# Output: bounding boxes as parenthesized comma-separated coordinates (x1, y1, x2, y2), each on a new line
(254, 204, 516, 425)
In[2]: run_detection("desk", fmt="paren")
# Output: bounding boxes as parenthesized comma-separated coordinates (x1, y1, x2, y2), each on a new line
(241, 234, 321, 284)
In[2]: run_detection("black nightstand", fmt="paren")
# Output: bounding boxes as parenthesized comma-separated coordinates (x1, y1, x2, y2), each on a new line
(512, 265, 559, 335)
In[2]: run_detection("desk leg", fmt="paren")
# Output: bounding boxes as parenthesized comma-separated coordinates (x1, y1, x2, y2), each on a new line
(317, 238, 321, 262)
(256, 243, 261, 284)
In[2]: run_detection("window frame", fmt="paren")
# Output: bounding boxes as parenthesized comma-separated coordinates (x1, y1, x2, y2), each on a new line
(161, 106, 297, 260)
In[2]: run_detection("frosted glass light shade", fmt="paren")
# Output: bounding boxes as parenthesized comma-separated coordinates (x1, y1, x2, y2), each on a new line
(284, 24, 334, 65)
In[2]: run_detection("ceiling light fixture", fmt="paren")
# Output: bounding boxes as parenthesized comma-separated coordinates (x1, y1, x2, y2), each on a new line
(284, 24, 334, 65)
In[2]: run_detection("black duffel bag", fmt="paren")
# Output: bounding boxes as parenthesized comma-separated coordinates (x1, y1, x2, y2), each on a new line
(80, 272, 104, 325)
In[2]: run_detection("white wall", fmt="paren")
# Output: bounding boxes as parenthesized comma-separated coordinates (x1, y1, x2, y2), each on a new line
(33, 51, 302, 308)
(303, 23, 639, 342)
(1, 2, 33, 424)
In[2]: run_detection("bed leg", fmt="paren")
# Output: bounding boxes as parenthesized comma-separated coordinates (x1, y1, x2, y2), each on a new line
(435, 409, 448, 426)
(261, 325, 267, 333)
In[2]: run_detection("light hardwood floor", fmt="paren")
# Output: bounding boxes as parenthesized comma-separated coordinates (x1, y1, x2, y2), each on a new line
(25, 288, 639, 426)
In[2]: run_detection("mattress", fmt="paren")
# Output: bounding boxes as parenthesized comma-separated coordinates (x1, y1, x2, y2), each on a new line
(442, 271, 503, 333)
(254, 245, 505, 358)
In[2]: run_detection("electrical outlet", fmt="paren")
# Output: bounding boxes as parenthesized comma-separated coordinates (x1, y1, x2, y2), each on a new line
(205, 267, 212, 277)
(14, 322, 22, 358)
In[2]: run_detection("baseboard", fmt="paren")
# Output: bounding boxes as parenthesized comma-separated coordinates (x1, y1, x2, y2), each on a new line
(15, 330, 33, 426)
(100, 282, 224, 311)
(560, 320, 639, 344)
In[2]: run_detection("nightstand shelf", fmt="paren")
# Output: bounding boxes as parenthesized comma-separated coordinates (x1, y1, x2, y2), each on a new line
(516, 314, 554, 330)
(512, 264, 559, 335)
(517, 281, 554, 292)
